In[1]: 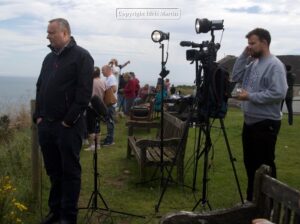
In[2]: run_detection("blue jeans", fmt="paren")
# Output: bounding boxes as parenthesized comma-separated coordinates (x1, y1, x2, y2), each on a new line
(117, 93, 125, 112)
(105, 105, 115, 142)
(125, 98, 135, 115)
(38, 117, 84, 223)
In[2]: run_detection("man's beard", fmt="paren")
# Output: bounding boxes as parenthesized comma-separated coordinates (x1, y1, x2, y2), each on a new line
(250, 50, 262, 58)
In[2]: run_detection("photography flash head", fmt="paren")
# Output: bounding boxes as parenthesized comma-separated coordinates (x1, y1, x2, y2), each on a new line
(151, 30, 170, 43)
(195, 18, 224, 33)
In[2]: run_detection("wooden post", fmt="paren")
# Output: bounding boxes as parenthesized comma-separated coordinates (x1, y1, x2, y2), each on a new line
(31, 99, 41, 205)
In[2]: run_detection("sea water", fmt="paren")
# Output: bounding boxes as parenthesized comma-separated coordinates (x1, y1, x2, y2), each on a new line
(0, 76, 36, 115)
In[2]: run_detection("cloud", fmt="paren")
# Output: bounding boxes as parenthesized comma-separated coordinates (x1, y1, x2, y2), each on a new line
(0, 0, 299, 86)
(226, 5, 262, 14)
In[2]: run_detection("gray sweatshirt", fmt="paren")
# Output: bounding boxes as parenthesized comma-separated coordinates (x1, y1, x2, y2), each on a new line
(232, 52, 288, 124)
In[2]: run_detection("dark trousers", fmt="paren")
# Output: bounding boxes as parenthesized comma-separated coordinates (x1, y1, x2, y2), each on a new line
(242, 119, 281, 201)
(38, 118, 84, 223)
(124, 97, 135, 115)
(105, 106, 115, 142)
(281, 98, 293, 125)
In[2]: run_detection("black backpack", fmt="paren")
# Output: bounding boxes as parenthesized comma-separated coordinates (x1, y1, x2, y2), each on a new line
(200, 62, 230, 119)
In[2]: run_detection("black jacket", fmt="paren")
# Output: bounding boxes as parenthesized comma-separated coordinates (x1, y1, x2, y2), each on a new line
(34, 37, 94, 126)
(286, 71, 296, 99)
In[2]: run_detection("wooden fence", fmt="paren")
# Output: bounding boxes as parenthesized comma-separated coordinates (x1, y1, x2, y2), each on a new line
(30, 99, 41, 205)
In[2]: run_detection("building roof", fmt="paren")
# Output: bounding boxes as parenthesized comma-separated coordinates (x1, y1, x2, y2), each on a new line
(218, 55, 300, 84)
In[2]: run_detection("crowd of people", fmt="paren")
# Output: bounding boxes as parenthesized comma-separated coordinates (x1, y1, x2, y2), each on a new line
(33, 18, 296, 224)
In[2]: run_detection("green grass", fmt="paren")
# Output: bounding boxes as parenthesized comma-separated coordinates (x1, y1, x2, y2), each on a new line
(1, 107, 300, 223)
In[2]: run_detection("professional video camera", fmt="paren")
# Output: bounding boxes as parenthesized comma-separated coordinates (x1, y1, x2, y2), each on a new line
(180, 18, 223, 64)
(180, 18, 230, 119)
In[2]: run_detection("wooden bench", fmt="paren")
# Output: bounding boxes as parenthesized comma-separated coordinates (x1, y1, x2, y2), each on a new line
(127, 112, 189, 183)
(129, 97, 155, 122)
(160, 165, 300, 224)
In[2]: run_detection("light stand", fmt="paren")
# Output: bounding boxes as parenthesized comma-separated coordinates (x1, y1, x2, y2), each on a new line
(80, 112, 144, 223)
(158, 42, 170, 188)
(135, 31, 170, 187)
(136, 39, 171, 187)
(129, 31, 186, 210)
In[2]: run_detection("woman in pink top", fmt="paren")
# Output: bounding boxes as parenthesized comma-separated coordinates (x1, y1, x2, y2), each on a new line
(85, 67, 106, 151)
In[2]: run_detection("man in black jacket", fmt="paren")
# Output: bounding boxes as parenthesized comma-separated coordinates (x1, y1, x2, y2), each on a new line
(34, 18, 94, 224)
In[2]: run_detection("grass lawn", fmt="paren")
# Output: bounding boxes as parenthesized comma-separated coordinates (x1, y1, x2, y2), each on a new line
(75, 107, 300, 223)
(1, 107, 299, 224)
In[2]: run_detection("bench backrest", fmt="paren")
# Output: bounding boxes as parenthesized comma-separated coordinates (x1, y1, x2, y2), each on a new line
(158, 112, 189, 159)
(255, 174, 300, 224)
(162, 112, 187, 139)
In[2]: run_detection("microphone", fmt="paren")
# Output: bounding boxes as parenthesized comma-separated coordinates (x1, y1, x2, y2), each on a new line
(90, 95, 107, 117)
(180, 41, 202, 48)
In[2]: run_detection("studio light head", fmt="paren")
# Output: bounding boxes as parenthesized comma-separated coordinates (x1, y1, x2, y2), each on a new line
(151, 30, 170, 43)
(195, 18, 224, 33)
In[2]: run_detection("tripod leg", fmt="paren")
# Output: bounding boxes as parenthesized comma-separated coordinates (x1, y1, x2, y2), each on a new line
(219, 118, 244, 204)
(155, 112, 192, 213)
(97, 191, 109, 210)
(192, 126, 204, 191)
(193, 121, 212, 211)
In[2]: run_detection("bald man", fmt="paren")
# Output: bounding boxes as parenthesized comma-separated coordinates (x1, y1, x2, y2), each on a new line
(34, 18, 94, 224)
(101, 65, 117, 146)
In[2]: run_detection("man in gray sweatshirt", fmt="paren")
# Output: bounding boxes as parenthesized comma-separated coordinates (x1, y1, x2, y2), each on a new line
(232, 28, 287, 201)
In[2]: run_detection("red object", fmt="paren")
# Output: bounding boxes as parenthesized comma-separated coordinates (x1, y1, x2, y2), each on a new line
(124, 79, 137, 99)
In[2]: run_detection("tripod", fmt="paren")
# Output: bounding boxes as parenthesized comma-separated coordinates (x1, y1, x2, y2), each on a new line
(191, 117, 244, 211)
(81, 117, 144, 223)
(156, 31, 244, 211)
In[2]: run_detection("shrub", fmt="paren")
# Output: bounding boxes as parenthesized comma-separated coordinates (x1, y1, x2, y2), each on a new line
(0, 115, 14, 144)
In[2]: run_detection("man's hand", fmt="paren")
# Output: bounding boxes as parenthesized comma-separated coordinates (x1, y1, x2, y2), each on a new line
(243, 46, 251, 57)
(37, 117, 43, 125)
(237, 89, 249, 101)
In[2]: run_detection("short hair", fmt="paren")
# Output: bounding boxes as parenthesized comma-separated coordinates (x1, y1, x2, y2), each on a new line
(102, 65, 112, 72)
(49, 18, 71, 35)
(246, 28, 271, 46)
(129, 72, 135, 78)
(93, 67, 100, 78)
(109, 58, 118, 65)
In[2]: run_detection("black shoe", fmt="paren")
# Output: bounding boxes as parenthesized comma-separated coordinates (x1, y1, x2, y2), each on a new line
(102, 139, 115, 147)
(40, 212, 60, 224)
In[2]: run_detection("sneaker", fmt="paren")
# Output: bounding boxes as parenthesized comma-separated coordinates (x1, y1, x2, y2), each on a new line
(102, 141, 115, 147)
(84, 145, 95, 151)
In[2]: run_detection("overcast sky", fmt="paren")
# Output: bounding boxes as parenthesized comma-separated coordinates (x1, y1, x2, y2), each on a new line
(0, 0, 299, 85)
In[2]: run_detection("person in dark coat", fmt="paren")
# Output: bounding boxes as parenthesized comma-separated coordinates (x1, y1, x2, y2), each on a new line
(281, 64, 296, 125)
(34, 18, 94, 224)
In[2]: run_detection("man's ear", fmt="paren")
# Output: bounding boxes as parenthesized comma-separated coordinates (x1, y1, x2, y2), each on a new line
(262, 39, 269, 47)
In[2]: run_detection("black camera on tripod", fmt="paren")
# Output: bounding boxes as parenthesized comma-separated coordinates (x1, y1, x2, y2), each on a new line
(181, 18, 223, 63)
(184, 41, 221, 62)
(180, 18, 230, 119)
